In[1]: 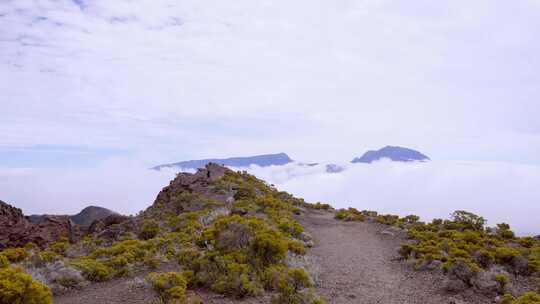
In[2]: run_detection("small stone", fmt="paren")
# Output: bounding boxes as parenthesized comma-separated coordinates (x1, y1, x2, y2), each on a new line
(380, 229, 395, 237)
(444, 278, 468, 293)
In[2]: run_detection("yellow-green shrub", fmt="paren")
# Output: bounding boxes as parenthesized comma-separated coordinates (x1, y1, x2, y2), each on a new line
(512, 292, 540, 304)
(139, 219, 160, 240)
(494, 247, 521, 265)
(71, 258, 112, 282)
(376, 214, 399, 226)
(288, 240, 307, 255)
(209, 261, 262, 297)
(1, 248, 28, 263)
(495, 274, 509, 289)
(278, 218, 304, 238)
(271, 268, 316, 304)
(177, 247, 202, 269)
(147, 272, 187, 303)
(451, 210, 486, 231)
(0, 254, 8, 268)
(48, 238, 70, 255)
(0, 266, 52, 304)
(251, 230, 288, 266)
(335, 208, 365, 221)
(306, 202, 331, 210)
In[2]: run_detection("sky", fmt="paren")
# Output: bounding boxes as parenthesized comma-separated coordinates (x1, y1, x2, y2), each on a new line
(1, 0, 539, 233)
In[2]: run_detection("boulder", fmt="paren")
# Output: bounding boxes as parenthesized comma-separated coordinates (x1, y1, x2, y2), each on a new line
(471, 270, 500, 295)
(25, 260, 86, 295)
(88, 214, 134, 242)
(444, 278, 469, 293)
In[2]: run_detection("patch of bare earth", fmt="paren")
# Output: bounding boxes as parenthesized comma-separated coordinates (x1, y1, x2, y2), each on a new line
(298, 209, 492, 304)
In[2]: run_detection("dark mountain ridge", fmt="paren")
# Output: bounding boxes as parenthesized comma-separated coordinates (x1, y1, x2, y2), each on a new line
(352, 146, 430, 164)
(153, 152, 293, 170)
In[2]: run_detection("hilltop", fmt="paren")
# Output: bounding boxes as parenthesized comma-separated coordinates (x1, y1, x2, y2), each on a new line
(352, 146, 430, 163)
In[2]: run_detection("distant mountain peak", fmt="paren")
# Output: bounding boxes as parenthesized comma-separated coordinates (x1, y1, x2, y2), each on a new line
(153, 153, 293, 171)
(352, 146, 430, 164)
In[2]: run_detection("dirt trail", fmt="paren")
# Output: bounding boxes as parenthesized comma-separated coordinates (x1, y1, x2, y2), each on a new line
(298, 210, 486, 304)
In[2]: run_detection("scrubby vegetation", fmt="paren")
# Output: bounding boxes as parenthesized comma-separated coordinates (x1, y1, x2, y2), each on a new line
(304, 202, 333, 211)
(163, 170, 324, 302)
(0, 166, 324, 303)
(334, 207, 540, 299)
(146, 271, 188, 303)
(355, 209, 540, 299)
(335, 208, 365, 221)
(0, 265, 52, 304)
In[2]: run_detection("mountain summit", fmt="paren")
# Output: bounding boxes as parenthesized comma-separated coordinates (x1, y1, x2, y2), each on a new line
(352, 146, 430, 163)
(153, 153, 293, 170)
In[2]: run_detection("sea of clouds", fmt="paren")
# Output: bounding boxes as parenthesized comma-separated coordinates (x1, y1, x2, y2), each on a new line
(244, 161, 540, 235)
(1, 159, 539, 235)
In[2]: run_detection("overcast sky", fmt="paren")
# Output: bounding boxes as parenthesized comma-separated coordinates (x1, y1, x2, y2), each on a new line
(1, 0, 539, 167)
(1, 1, 540, 232)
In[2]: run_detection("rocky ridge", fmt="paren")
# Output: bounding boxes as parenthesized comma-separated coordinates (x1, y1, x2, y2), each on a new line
(0, 200, 80, 249)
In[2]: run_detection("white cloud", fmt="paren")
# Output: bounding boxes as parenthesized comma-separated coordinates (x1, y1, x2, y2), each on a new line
(0, 159, 538, 235)
(0, 159, 175, 216)
(1, 0, 540, 163)
(243, 161, 540, 235)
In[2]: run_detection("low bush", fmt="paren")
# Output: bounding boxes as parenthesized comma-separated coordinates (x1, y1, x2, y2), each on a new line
(511, 292, 540, 304)
(0, 254, 8, 268)
(305, 202, 332, 210)
(1, 248, 29, 263)
(495, 274, 509, 289)
(335, 208, 364, 221)
(47, 238, 70, 255)
(139, 219, 161, 240)
(71, 258, 112, 282)
(146, 272, 187, 303)
(0, 266, 52, 304)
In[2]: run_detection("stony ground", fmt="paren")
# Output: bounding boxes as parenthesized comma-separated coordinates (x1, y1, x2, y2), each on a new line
(54, 209, 492, 304)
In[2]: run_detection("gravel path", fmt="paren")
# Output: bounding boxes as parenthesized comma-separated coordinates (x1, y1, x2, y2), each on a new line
(298, 210, 489, 304)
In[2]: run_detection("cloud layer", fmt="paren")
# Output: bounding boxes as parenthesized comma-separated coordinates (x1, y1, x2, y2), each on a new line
(1, 159, 538, 235)
(247, 161, 540, 235)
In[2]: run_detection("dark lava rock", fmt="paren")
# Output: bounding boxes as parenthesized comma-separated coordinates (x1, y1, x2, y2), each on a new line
(0, 200, 80, 249)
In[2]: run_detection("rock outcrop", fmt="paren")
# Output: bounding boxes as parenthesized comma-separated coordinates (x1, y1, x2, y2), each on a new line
(0, 200, 80, 249)
(147, 163, 233, 216)
(89, 163, 234, 242)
